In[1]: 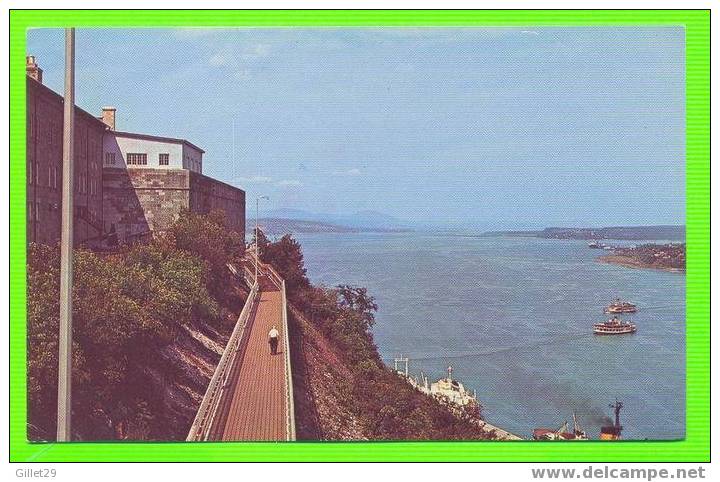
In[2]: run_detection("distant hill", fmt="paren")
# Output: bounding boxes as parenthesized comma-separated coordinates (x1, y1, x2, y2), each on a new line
(481, 230, 541, 238)
(248, 218, 358, 235)
(483, 225, 685, 241)
(247, 217, 412, 236)
(265, 208, 412, 231)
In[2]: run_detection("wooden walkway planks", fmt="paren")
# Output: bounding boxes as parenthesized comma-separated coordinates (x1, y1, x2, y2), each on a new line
(218, 278, 288, 441)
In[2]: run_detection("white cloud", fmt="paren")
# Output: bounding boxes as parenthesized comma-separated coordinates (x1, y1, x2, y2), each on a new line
(275, 180, 303, 187)
(520, 30, 540, 36)
(241, 43, 271, 60)
(233, 175, 273, 184)
(204, 42, 271, 79)
(233, 69, 251, 80)
(208, 53, 227, 66)
(334, 168, 361, 176)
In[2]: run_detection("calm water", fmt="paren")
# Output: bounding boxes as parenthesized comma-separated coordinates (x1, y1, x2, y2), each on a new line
(295, 233, 685, 440)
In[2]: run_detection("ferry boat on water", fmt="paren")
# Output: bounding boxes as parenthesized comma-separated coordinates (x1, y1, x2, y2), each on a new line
(593, 316, 637, 335)
(533, 413, 588, 441)
(392, 357, 524, 440)
(604, 298, 638, 314)
(427, 366, 479, 407)
(394, 359, 479, 408)
(600, 401, 624, 440)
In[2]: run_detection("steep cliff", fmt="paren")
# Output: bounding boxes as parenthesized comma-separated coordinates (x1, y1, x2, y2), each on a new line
(287, 300, 491, 441)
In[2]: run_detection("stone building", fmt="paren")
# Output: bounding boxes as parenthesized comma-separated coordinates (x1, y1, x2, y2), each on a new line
(102, 166, 245, 243)
(26, 56, 105, 245)
(26, 55, 245, 247)
(103, 127, 205, 173)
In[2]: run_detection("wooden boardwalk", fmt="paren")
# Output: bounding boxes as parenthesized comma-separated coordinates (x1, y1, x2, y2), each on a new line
(207, 272, 291, 441)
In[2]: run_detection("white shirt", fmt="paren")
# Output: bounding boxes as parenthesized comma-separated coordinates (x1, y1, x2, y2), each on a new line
(268, 328, 279, 339)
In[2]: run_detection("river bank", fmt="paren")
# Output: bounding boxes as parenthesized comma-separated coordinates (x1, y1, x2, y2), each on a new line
(597, 255, 685, 273)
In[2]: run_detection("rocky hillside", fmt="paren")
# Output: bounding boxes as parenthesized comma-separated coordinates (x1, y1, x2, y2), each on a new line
(287, 302, 492, 441)
(27, 210, 246, 441)
(288, 305, 369, 440)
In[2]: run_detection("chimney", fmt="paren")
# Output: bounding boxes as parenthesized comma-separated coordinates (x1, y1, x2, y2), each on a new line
(26, 55, 43, 83)
(101, 106, 116, 130)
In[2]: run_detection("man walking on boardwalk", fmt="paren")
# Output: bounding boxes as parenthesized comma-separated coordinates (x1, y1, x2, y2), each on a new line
(268, 326, 280, 355)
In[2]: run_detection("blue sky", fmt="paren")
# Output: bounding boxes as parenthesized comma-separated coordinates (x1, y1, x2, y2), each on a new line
(27, 27, 685, 230)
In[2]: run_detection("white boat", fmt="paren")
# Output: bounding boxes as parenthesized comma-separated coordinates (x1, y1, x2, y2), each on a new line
(593, 316, 637, 335)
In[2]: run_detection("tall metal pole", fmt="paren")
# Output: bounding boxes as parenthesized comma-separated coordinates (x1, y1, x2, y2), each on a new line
(57, 27, 75, 442)
(254, 195, 268, 286)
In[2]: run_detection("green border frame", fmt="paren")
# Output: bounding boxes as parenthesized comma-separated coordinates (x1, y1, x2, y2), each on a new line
(9, 10, 709, 462)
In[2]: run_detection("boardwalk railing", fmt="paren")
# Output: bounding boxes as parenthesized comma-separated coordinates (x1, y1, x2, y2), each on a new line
(280, 279, 296, 441)
(187, 279, 258, 441)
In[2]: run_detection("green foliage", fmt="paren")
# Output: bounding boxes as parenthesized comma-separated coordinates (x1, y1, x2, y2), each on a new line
(28, 244, 162, 439)
(257, 231, 381, 366)
(169, 209, 244, 296)
(613, 243, 686, 270)
(121, 242, 220, 329)
(27, 211, 243, 441)
(258, 231, 310, 293)
(252, 226, 270, 253)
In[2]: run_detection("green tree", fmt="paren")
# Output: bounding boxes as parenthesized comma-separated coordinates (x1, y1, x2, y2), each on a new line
(260, 233, 310, 293)
(27, 244, 161, 439)
(252, 226, 270, 253)
(336, 285, 378, 331)
(168, 209, 243, 297)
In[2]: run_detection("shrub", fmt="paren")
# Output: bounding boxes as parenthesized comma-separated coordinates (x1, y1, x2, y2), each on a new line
(169, 209, 244, 297)
(27, 211, 244, 440)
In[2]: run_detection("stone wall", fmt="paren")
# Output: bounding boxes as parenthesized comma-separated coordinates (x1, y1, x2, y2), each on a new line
(103, 167, 245, 243)
(189, 171, 245, 235)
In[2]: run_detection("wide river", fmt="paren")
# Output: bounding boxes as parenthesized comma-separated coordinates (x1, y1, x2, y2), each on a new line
(295, 233, 685, 440)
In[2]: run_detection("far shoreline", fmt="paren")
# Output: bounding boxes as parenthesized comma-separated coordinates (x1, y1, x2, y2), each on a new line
(597, 255, 685, 274)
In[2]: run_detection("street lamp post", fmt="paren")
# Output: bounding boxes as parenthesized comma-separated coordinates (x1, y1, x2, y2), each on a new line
(255, 195, 269, 286)
(57, 27, 75, 442)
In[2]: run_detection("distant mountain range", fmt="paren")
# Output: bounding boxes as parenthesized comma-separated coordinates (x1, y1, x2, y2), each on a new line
(247, 217, 413, 236)
(251, 208, 686, 241)
(482, 225, 685, 241)
(264, 208, 413, 231)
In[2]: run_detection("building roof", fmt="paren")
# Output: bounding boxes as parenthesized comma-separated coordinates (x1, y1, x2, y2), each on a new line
(111, 130, 206, 153)
(27, 75, 205, 154)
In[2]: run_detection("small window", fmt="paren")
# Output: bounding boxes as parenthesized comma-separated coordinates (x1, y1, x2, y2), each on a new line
(126, 153, 147, 165)
(159, 153, 169, 166)
(105, 152, 116, 165)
